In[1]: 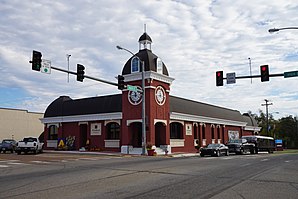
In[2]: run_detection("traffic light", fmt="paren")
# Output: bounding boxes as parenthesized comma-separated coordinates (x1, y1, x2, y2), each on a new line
(118, 75, 125, 90)
(77, 64, 85, 82)
(30, 50, 42, 71)
(216, 71, 223, 86)
(260, 65, 269, 82)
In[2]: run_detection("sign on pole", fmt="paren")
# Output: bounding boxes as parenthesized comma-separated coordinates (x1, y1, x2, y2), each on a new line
(41, 59, 51, 74)
(284, 70, 298, 78)
(127, 85, 138, 92)
(226, 72, 236, 84)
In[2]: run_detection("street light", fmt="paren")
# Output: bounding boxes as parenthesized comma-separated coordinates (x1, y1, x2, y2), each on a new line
(116, 45, 146, 155)
(268, 27, 298, 33)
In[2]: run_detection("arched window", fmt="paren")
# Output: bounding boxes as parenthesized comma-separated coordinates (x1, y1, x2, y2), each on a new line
(217, 127, 220, 139)
(106, 122, 120, 139)
(211, 126, 215, 139)
(170, 122, 183, 139)
(48, 125, 58, 140)
(131, 57, 140, 73)
(202, 125, 206, 139)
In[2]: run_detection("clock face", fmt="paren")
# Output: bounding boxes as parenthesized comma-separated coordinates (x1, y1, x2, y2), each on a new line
(128, 86, 142, 105)
(155, 86, 166, 105)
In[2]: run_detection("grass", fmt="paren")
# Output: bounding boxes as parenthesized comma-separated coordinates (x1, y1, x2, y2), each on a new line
(275, 149, 298, 154)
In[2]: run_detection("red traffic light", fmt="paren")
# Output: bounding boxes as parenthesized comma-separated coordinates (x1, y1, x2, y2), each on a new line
(216, 71, 223, 86)
(260, 65, 269, 82)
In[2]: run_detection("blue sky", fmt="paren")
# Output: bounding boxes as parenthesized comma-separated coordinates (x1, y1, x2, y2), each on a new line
(0, 0, 298, 118)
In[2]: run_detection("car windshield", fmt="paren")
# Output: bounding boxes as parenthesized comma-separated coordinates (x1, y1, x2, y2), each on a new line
(207, 144, 220, 148)
(3, 140, 14, 144)
(23, 138, 37, 142)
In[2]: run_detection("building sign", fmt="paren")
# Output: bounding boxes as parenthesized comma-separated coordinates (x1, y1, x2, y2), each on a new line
(91, 123, 101, 135)
(228, 130, 239, 140)
(186, 124, 192, 135)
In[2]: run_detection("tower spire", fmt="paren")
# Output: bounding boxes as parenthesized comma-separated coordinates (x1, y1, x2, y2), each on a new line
(138, 25, 152, 50)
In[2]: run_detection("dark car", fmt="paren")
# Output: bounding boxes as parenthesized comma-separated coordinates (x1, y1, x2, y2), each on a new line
(0, 139, 17, 153)
(226, 139, 255, 155)
(200, 143, 229, 157)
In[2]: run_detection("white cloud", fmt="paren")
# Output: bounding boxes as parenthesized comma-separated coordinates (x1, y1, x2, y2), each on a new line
(0, 0, 297, 118)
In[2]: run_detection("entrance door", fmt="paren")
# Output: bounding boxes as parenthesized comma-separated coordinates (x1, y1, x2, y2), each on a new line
(131, 122, 142, 147)
(80, 124, 88, 148)
(155, 122, 165, 147)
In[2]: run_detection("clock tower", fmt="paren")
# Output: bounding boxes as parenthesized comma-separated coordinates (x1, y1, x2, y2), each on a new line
(120, 32, 174, 154)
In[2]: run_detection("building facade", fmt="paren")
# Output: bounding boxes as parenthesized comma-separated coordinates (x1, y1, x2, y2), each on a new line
(41, 32, 260, 154)
(0, 108, 44, 141)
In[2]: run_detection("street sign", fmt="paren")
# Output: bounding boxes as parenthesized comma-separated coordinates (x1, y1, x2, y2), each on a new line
(284, 70, 298, 78)
(127, 85, 138, 92)
(226, 72, 236, 84)
(41, 59, 51, 74)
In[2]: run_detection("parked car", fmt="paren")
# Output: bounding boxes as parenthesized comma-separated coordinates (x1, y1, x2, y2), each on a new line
(16, 136, 43, 155)
(226, 139, 255, 155)
(0, 139, 17, 153)
(200, 143, 229, 157)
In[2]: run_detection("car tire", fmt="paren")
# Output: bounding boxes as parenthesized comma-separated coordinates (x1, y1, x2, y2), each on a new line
(226, 150, 229, 156)
(240, 148, 244, 155)
(200, 153, 204, 157)
(216, 150, 220, 157)
(17, 151, 21, 155)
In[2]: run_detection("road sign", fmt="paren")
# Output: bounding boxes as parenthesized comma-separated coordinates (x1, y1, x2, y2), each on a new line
(284, 70, 298, 78)
(127, 85, 138, 92)
(226, 72, 236, 84)
(41, 59, 51, 74)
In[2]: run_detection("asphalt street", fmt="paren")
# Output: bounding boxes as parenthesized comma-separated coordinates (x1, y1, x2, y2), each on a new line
(0, 152, 297, 199)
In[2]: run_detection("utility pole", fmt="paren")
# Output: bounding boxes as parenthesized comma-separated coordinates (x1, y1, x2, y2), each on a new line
(262, 99, 273, 136)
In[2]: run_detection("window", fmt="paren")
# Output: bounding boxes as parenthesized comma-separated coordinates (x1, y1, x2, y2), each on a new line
(106, 122, 120, 139)
(202, 125, 206, 139)
(211, 127, 215, 139)
(217, 127, 220, 139)
(131, 57, 140, 73)
(170, 122, 183, 139)
(48, 125, 58, 140)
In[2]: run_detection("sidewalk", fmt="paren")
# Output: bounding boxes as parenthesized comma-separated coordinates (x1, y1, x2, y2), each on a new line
(43, 150, 200, 158)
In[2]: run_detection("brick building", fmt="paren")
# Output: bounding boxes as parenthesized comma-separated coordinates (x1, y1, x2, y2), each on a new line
(41, 32, 260, 154)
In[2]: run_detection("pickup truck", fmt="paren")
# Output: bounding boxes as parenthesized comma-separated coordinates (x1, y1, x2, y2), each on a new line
(226, 139, 255, 155)
(16, 136, 44, 155)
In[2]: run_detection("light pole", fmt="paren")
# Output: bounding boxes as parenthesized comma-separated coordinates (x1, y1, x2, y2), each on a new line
(66, 54, 71, 82)
(116, 45, 146, 155)
(268, 27, 298, 33)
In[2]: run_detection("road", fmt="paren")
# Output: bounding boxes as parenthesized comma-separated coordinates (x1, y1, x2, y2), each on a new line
(0, 152, 298, 199)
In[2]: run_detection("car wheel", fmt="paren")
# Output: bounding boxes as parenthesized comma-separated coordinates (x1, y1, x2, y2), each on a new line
(17, 151, 21, 155)
(200, 153, 205, 157)
(240, 148, 244, 155)
(216, 150, 220, 157)
(226, 150, 229, 156)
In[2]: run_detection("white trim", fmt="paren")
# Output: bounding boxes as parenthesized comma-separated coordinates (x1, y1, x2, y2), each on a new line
(244, 126, 261, 131)
(123, 71, 175, 85)
(78, 122, 88, 126)
(46, 123, 59, 128)
(170, 112, 247, 127)
(40, 112, 122, 124)
(154, 119, 167, 126)
(170, 120, 184, 125)
(170, 139, 185, 147)
(127, 119, 142, 126)
(104, 120, 121, 126)
(104, 140, 120, 148)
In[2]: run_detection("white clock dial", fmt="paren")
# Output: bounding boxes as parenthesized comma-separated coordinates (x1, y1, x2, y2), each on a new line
(128, 86, 142, 105)
(155, 86, 166, 105)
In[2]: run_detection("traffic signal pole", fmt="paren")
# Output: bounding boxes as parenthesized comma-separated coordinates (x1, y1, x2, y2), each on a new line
(222, 73, 284, 80)
(50, 65, 118, 87)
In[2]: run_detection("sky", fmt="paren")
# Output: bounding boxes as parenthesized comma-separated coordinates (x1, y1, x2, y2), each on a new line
(0, 0, 298, 119)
